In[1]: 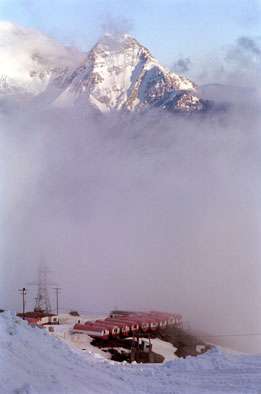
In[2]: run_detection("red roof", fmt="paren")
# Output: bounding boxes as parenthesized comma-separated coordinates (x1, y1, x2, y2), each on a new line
(110, 318, 140, 327)
(104, 319, 130, 328)
(94, 320, 121, 330)
(84, 322, 110, 330)
(74, 323, 107, 333)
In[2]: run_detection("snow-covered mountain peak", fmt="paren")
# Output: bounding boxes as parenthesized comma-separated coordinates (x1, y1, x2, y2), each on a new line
(0, 22, 206, 113)
(91, 32, 150, 57)
(95, 32, 138, 47)
(55, 32, 203, 113)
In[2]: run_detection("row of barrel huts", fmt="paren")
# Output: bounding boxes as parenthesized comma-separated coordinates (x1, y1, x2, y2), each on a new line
(73, 311, 183, 340)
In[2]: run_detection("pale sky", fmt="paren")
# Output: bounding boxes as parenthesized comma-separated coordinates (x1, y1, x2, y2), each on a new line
(0, 0, 260, 68)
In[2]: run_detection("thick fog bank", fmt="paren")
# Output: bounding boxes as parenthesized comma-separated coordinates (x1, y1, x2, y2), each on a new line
(1, 105, 261, 352)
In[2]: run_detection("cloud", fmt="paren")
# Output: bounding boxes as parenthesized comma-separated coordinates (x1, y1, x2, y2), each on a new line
(237, 36, 261, 55)
(172, 57, 192, 74)
(1, 99, 261, 353)
(225, 36, 261, 66)
(101, 15, 134, 37)
(221, 35, 261, 88)
(188, 35, 261, 90)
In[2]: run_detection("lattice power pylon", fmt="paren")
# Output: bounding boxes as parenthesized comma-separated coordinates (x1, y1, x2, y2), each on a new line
(29, 264, 54, 314)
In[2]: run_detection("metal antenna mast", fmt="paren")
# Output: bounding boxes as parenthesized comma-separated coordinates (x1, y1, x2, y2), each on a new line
(34, 265, 52, 313)
(28, 264, 55, 314)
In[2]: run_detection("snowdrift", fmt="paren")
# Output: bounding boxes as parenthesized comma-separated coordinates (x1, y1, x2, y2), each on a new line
(1, 312, 261, 394)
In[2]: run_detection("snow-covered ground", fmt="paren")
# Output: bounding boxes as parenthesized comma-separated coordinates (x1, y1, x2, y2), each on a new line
(54, 324, 112, 360)
(1, 312, 261, 394)
(50, 315, 178, 362)
(48, 313, 113, 360)
(150, 338, 177, 361)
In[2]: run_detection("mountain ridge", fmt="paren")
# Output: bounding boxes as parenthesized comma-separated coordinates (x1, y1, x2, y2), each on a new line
(52, 32, 205, 113)
(0, 23, 206, 114)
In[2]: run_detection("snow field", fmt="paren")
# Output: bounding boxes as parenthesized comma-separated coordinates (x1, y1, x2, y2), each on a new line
(1, 312, 261, 394)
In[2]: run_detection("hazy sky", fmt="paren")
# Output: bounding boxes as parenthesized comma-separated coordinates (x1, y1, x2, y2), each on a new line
(0, 0, 260, 67)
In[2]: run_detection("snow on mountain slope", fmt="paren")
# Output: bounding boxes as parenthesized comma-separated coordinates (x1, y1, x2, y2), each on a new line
(1, 312, 261, 394)
(0, 21, 83, 96)
(0, 22, 205, 113)
(54, 33, 204, 113)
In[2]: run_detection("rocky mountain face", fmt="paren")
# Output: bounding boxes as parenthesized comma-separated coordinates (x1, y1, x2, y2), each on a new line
(0, 22, 206, 113)
(52, 33, 205, 113)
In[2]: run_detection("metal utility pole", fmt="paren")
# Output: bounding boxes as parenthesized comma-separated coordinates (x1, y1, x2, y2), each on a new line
(53, 287, 61, 316)
(18, 287, 27, 319)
